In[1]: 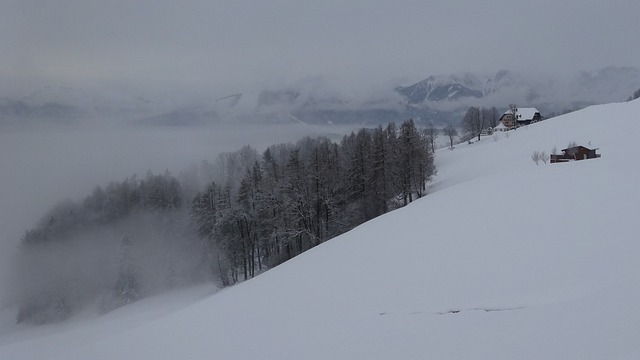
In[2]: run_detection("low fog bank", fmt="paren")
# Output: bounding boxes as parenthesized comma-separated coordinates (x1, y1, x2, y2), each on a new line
(8, 208, 202, 324)
(1, 115, 435, 325)
(4, 67, 637, 133)
(0, 120, 359, 307)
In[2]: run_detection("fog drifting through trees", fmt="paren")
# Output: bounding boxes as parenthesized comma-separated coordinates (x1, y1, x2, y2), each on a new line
(2, 119, 436, 324)
(0, 121, 359, 310)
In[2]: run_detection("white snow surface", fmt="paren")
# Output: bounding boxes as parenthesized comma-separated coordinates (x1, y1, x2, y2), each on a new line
(503, 107, 540, 121)
(2, 99, 640, 359)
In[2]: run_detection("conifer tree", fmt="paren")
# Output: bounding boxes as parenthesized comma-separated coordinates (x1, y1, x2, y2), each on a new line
(114, 235, 139, 306)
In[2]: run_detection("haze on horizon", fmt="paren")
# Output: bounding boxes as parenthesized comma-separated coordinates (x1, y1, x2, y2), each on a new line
(1, 0, 638, 98)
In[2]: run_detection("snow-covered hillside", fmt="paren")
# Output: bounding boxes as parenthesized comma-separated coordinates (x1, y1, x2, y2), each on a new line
(1, 99, 640, 359)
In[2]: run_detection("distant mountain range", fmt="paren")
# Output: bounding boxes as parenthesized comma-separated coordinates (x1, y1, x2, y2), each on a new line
(396, 67, 640, 108)
(2, 67, 639, 127)
(0, 98, 83, 119)
(396, 74, 485, 103)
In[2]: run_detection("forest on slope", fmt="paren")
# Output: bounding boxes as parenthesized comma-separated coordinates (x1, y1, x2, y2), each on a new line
(8, 119, 436, 324)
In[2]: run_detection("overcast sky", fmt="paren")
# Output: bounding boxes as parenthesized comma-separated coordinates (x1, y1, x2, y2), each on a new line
(1, 0, 638, 95)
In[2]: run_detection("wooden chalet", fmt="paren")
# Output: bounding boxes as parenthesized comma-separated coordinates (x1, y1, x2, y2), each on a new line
(550, 145, 601, 163)
(499, 107, 541, 128)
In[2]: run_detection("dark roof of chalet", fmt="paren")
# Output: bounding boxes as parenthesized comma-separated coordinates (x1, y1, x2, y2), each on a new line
(561, 145, 599, 152)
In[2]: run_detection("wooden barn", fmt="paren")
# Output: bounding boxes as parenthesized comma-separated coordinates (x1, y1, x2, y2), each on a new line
(550, 145, 601, 163)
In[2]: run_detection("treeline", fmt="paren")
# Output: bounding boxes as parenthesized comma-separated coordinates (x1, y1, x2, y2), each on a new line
(22, 170, 182, 249)
(192, 119, 436, 284)
(11, 171, 198, 324)
(462, 106, 500, 141)
(9, 119, 436, 324)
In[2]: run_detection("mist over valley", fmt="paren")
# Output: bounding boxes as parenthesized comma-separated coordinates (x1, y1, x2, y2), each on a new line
(1, 1, 639, 357)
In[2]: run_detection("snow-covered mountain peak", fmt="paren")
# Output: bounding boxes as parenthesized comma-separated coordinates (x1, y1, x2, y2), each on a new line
(395, 73, 485, 103)
(396, 67, 640, 108)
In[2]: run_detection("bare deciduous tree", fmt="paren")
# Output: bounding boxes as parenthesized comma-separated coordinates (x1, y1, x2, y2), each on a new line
(531, 150, 542, 165)
(486, 107, 499, 128)
(424, 125, 438, 153)
(444, 123, 458, 149)
(463, 106, 485, 142)
(540, 151, 549, 164)
(532, 150, 550, 165)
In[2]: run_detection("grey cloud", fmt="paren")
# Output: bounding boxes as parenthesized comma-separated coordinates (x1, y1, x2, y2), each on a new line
(1, 0, 638, 95)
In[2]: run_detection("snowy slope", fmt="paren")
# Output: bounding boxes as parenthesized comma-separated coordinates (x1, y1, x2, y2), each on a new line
(2, 100, 640, 359)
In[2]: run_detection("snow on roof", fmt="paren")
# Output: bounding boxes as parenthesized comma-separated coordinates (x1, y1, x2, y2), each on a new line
(502, 107, 540, 120)
(516, 107, 539, 120)
(494, 122, 508, 129)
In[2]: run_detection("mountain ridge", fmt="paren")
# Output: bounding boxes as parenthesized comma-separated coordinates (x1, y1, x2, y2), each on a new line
(2, 67, 638, 126)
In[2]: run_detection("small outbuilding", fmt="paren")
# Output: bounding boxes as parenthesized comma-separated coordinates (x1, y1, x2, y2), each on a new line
(493, 122, 509, 132)
(550, 145, 601, 163)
